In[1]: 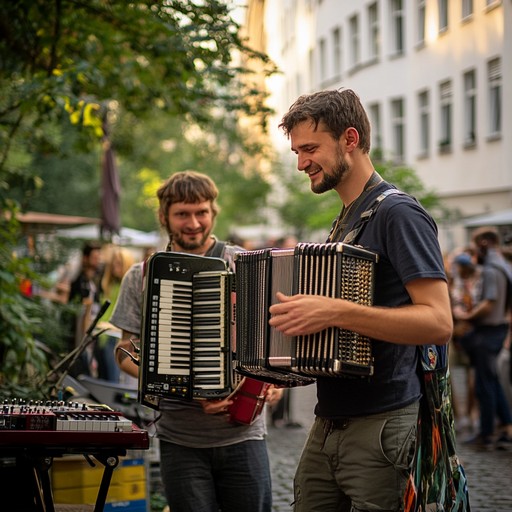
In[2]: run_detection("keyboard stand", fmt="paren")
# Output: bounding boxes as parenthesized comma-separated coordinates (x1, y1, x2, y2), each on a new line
(2, 448, 124, 512)
(0, 428, 149, 512)
(91, 452, 120, 512)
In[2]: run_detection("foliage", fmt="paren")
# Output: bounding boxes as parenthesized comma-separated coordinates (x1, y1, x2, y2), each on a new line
(1, 0, 275, 234)
(0, 0, 275, 212)
(9, 120, 103, 216)
(0, 203, 47, 399)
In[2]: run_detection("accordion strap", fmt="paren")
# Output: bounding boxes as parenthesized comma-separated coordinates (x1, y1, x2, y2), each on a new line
(208, 240, 226, 258)
(342, 188, 403, 245)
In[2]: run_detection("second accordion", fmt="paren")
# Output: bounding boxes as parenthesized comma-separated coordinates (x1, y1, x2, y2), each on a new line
(234, 242, 378, 386)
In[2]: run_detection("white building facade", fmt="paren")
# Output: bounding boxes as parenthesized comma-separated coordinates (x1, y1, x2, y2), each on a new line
(246, 0, 512, 251)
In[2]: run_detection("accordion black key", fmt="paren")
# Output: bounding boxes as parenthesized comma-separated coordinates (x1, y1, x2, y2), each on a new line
(139, 252, 235, 409)
(234, 242, 378, 386)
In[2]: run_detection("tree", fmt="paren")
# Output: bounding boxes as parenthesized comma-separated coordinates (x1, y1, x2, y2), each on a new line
(0, 0, 275, 396)
(1, 0, 275, 185)
(1, 0, 276, 228)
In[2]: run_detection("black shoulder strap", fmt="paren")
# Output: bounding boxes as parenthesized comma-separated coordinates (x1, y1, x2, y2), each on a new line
(341, 187, 446, 370)
(209, 240, 227, 258)
(342, 189, 404, 245)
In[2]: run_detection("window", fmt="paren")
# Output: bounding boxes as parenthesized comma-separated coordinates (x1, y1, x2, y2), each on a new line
(390, 0, 405, 55)
(332, 27, 342, 78)
(417, 0, 426, 45)
(368, 3, 380, 60)
(349, 14, 360, 67)
(418, 90, 430, 155)
(439, 80, 452, 151)
(488, 57, 502, 136)
(463, 69, 476, 145)
(462, 0, 473, 19)
(391, 98, 405, 162)
(368, 103, 382, 153)
(319, 38, 327, 83)
(438, 0, 448, 32)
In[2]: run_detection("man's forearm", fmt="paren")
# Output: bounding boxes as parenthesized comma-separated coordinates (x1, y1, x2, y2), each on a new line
(115, 333, 140, 378)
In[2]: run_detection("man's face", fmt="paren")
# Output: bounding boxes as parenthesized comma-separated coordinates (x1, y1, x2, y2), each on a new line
(289, 120, 349, 194)
(87, 249, 102, 272)
(166, 200, 214, 252)
(473, 238, 488, 264)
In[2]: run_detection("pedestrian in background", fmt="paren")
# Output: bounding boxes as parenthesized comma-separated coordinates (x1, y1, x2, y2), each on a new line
(68, 241, 103, 307)
(453, 226, 512, 448)
(96, 245, 135, 382)
(498, 245, 512, 410)
(449, 250, 481, 432)
(66, 241, 103, 376)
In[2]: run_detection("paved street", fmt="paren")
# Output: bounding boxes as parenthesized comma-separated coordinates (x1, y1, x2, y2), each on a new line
(266, 365, 512, 512)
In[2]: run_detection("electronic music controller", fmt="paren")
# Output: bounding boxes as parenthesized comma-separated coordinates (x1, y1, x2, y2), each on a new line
(0, 399, 132, 431)
(0, 399, 149, 450)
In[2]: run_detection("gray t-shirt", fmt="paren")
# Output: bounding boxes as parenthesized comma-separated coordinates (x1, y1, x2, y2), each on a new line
(110, 239, 266, 448)
(477, 248, 511, 326)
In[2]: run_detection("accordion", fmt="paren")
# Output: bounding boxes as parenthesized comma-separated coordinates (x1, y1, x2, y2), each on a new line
(234, 242, 378, 386)
(139, 252, 236, 409)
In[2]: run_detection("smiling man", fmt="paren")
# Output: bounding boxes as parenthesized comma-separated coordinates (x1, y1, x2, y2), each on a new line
(270, 89, 453, 512)
(157, 171, 220, 254)
(110, 170, 278, 512)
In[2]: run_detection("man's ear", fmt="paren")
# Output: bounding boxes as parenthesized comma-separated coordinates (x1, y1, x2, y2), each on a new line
(158, 210, 166, 228)
(343, 127, 359, 152)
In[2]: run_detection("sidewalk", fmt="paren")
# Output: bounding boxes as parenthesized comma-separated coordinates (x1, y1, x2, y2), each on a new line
(266, 365, 512, 512)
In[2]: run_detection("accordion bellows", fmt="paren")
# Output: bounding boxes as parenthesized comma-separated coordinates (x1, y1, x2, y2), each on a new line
(234, 243, 378, 386)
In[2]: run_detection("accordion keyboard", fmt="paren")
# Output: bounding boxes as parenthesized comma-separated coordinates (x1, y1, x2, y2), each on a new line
(140, 252, 234, 408)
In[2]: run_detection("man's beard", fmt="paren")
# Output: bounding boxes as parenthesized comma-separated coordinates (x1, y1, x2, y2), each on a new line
(172, 230, 211, 251)
(311, 151, 349, 194)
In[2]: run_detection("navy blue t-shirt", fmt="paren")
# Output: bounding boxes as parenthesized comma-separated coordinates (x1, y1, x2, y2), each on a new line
(315, 180, 447, 418)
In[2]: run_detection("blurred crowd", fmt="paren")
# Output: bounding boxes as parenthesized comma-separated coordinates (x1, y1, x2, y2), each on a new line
(446, 227, 512, 449)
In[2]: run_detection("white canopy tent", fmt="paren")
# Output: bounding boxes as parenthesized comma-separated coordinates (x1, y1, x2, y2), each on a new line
(57, 224, 162, 249)
(463, 209, 512, 228)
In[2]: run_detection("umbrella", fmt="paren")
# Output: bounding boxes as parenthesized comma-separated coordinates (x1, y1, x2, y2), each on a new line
(100, 120, 121, 239)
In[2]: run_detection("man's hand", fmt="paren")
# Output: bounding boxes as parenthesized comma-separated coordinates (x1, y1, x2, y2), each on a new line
(269, 291, 333, 336)
(265, 385, 284, 407)
(199, 397, 234, 415)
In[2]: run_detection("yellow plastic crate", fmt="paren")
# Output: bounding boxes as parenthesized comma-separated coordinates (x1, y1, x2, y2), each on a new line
(53, 481, 146, 504)
(52, 456, 146, 505)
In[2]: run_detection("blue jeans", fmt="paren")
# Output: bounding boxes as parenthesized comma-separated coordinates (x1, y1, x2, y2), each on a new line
(462, 324, 512, 437)
(96, 335, 121, 382)
(159, 439, 272, 512)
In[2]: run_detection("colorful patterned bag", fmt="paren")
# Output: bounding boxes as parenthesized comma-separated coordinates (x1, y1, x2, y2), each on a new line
(404, 345, 470, 511)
